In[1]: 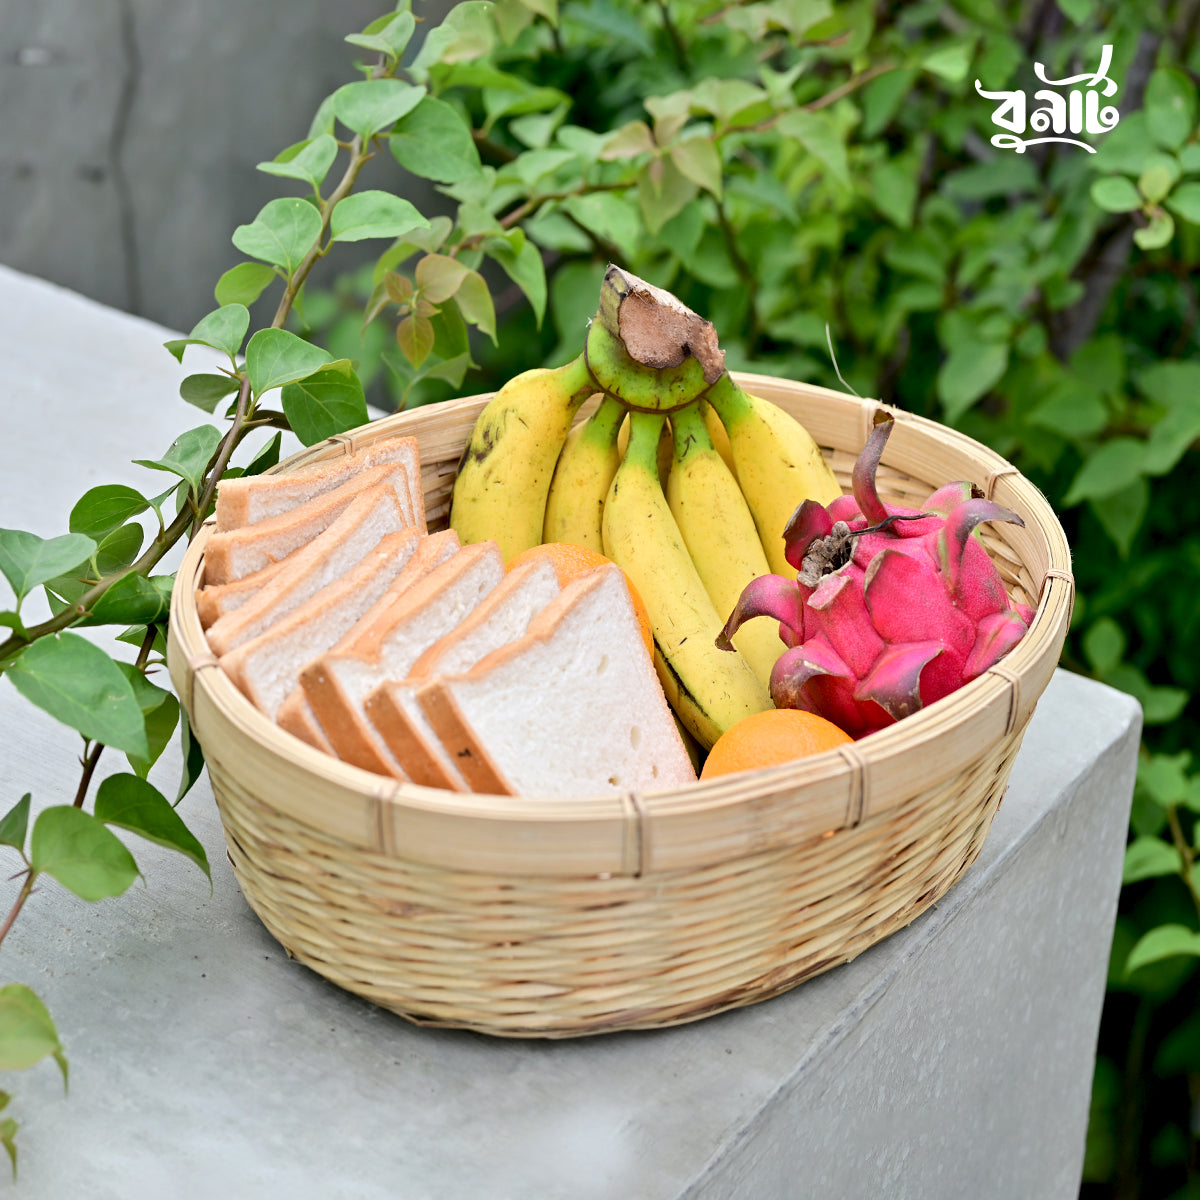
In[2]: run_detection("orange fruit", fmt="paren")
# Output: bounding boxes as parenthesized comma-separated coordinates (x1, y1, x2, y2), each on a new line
(699, 708, 853, 780)
(507, 542, 654, 659)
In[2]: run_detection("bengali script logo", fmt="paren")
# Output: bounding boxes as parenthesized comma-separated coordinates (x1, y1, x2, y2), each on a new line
(976, 44, 1120, 153)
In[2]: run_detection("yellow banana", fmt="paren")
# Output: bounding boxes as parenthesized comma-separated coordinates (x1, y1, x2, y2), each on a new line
(542, 393, 623, 553)
(450, 355, 595, 562)
(705, 376, 842, 577)
(665, 403, 784, 690)
(700, 398, 736, 477)
(603, 411, 771, 749)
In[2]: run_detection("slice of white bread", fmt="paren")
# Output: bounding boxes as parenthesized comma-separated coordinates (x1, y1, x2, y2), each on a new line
(218, 530, 424, 721)
(215, 434, 423, 532)
(273, 528, 462, 756)
(418, 564, 697, 797)
(363, 557, 562, 790)
(197, 556, 289, 629)
(277, 689, 337, 756)
(204, 484, 411, 657)
(204, 460, 417, 586)
(300, 541, 506, 777)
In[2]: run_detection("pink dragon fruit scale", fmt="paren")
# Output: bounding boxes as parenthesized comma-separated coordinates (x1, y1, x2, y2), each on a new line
(716, 413, 1036, 739)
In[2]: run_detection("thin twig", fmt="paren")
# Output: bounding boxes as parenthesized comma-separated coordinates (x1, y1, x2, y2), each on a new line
(0, 875, 35, 950)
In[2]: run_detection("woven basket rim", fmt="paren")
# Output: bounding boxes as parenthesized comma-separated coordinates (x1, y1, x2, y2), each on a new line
(167, 375, 1073, 876)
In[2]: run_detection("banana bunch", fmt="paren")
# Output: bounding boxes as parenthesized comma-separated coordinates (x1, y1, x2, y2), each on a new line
(449, 265, 841, 750)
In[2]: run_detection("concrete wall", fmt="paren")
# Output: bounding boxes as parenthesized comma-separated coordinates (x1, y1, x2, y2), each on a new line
(0, 0, 438, 333)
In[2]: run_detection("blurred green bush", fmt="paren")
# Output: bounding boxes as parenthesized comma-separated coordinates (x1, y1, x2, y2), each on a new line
(297, 3, 1200, 1192)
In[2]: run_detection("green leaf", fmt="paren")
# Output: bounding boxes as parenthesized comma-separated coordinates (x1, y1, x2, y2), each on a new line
(94, 774, 209, 880)
(391, 96, 482, 183)
(179, 373, 240, 414)
(81, 572, 173, 629)
(1136, 360, 1200, 409)
(177, 710, 206, 805)
(1144, 404, 1200, 476)
(775, 109, 850, 189)
(345, 9, 416, 59)
(68, 487, 150, 541)
(598, 120, 656, 161)
(244, 328, 333, 398)
(172, 305, 250, 364)
(1134, 211, 1175, 250)
(1083, 617, 1125, 674)
(30, 805, 139, 901)
(668, 136, 723, 199)
(115, 666, 178, 778)
(921, 37, 976, 83)
(870, 158, 918, 229)
(0, 532, 96, 608)
(1145, 68, 1197, 152)
(243, 433, 283, 478)
(1092, 112, 1152, 175)
(1056, 0, 1094, 22)
(636, 156, 697, 234)
(1090, 479, 1148, 558)
(256, 133, 339, 191)
(1123, 836, 1181, 884)
(411, 2, 495, 74)
(0, 985, 66, 1086)
(1139, 752, 1192, 808)
(1090, 176, 1142, 214)
(280, 363, 368, 447)
(937, 341, 1009, 421)
(486, 238, 547, 328)
(395, 314, 435, 370)
(6, 634, 149, 758)
(860, 68, 916, 139)
(1166, 182, 1200, 225)
(329, 191, 429, 244)
(331, 79, 425, 140)
(453, 269, 496, 341)
(414, 253, 469, 304)
(94, 523, 143, 576)
(1029, 381, 1108, 438)
(1062, 438, 1146, 505)
(132, 425, 222, 495)
(1138, 155, 1180, 204)
(1125, 924, 1200, 976)
(0, 795, 30, 852)
(231, 198, 323, 275)
(214, 262, 277, 309)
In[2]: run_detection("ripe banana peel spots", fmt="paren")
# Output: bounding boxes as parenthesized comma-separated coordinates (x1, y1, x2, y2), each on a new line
(449, 356, 594, 562)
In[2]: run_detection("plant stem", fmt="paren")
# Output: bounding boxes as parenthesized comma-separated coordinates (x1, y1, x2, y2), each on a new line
(0, 874, 35, 951)
(1167, 805, 1200, 922)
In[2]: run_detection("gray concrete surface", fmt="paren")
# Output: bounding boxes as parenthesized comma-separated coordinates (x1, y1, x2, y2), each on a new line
(0, 0, 439, 333)
(0, 265, 1141, 1198)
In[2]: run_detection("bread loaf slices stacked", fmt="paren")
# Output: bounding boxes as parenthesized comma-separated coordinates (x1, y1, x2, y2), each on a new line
(201, 434, 696, 797)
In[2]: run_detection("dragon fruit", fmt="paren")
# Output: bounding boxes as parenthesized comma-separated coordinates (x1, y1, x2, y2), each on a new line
(716, 414, 1035, 739)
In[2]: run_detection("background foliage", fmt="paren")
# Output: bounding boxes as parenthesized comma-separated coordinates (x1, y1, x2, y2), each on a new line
(1, 0, 1197, 1189)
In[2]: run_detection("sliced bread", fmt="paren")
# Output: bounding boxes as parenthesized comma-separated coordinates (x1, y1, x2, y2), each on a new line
(363, 557, 562, 789)
(300, 541, 506, 777)
(215, 434, 423, 532)
(418, 564, 697, 797)
(204, 459, 418, 586)
(276, 688, 337, 756)
(273, 528, 461, 758)
(196, 556, 289, 629)
(219, 529, 424, 721)
(204, 483, 411, 657)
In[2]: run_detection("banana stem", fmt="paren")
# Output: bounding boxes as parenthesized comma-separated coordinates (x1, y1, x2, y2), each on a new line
(624, 411, 667, 470)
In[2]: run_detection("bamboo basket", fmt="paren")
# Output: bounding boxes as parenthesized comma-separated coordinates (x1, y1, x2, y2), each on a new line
(167, 372, 1073, 1038)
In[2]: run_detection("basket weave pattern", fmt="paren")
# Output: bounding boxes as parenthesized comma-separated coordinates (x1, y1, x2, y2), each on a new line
(168, 375, 1073, 1038)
